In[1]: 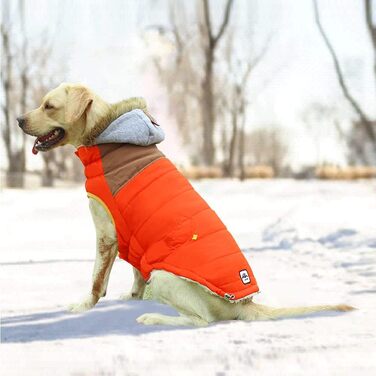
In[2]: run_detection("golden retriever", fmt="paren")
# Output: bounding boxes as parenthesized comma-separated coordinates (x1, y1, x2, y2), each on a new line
(18, 83, 354, 326)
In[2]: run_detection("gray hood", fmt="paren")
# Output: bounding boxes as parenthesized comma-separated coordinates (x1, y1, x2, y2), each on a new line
(95, 109, 165, 146)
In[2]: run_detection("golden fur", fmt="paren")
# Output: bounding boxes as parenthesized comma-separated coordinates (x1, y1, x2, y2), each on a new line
(21, 82, 146, 149)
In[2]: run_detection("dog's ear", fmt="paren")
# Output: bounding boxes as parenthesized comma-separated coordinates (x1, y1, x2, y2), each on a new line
(65, 86, 93, 124)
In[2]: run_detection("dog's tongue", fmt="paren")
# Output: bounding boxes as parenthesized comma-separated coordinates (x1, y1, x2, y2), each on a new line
(32, 138, 39, 155)
(32, 132, 50, 155)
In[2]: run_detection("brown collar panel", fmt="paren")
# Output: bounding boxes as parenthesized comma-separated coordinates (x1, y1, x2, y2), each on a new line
(98, 143, 165, 195)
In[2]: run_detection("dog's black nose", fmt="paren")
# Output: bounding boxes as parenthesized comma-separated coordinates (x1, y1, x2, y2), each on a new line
(17, 117, 26, 129)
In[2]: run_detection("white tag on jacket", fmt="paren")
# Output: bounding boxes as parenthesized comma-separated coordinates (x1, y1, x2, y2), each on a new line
(239, 269, 251, 284)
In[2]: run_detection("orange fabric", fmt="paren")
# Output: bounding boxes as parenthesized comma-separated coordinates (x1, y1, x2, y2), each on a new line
(76, 146, 259, 301)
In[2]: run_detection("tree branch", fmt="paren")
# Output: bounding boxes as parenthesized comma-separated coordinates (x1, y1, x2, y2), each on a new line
(365, 0, 376, 82)
(365, 0, 376, 50)
(202, 0, 213, 44)
(212, 0, 233, 47)
(248, 34, 272, 74)
(169, 3, 185, 65)
(202, 0, 233, 48)
(312, 0, 375, 141)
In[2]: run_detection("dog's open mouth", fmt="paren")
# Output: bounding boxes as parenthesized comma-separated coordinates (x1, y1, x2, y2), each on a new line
(32, 127, 65, 154)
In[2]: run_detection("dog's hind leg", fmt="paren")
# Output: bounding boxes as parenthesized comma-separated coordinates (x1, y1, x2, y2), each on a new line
(135, 270, 239, 326)
(68, 198, 118, 313)
(136, 270, 355, 325)
(119, 267, 146, 301)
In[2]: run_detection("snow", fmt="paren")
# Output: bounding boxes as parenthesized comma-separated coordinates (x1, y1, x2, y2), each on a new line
(1, 179, 376, 375)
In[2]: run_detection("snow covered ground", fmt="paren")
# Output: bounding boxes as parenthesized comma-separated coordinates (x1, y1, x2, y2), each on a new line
(1, 179, 376, 375)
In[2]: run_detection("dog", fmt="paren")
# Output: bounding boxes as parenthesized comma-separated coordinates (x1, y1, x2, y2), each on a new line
(18, 83, 354, 326)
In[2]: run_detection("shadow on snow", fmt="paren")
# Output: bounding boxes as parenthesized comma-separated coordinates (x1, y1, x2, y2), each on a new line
(1, 300, 192, 343)
(1, 300, 356, 344)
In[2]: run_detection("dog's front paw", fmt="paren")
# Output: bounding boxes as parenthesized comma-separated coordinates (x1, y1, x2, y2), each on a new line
(68, 296, 97, 313)
(119, 292, 133, 301)
(119, 291, 143, 301)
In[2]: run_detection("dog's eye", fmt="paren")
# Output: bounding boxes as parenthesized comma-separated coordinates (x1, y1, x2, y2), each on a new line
(44, 103, 54, 110)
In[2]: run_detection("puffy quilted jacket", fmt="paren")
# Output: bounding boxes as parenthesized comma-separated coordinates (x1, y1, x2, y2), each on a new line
(76, 111, 259, 301)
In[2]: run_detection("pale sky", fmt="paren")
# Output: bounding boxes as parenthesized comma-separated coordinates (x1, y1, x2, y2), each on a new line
(4, 0, 376, 170)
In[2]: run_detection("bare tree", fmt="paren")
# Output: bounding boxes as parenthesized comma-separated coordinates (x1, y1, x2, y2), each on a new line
(19, 0, 27, 161)
(0, 0, 26, 187)
(149, 0, 280, 174)
(147, 2, 202, 159)
(220, 31, 271, 178)
(199, 0, 234, 165)
(221, 61, 252, 177)
(301, 102, 344, 165)
(312, 0, 376, 163)
(242, 127, 289, 177)
(27, 41, 68, 187)
(1, 0, 71, 187)
(365, 0, 376, 83)
(147, 0, 234, 166)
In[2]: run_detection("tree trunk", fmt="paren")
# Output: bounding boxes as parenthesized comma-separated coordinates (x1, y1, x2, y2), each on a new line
(6, 150, 25, 188)
(201, 51, 215, 165)
(41, 171, 54, 187)
(41, 157, 54, 187)
(200, 0, 233, 166)
(238, 117, 246, 181)
(365, 0, 376, 89)
(223, 110, 238, 177)
(1, 1, 26, 188)
(313, 0, 376, 161)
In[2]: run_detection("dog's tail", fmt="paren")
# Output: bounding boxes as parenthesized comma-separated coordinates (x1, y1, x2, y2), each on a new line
(238, 301, 355, 321)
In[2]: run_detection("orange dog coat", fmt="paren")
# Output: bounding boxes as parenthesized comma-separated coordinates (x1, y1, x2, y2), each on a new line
(76, 142, 259, 301)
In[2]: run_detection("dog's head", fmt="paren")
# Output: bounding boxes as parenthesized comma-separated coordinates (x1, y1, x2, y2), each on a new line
(18, 83, 98, 154)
